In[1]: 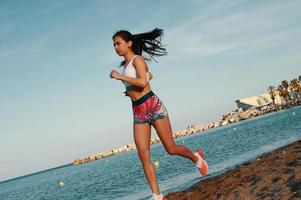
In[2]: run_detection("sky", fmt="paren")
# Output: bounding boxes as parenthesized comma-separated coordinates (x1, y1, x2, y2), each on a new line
(1, 0, 301, 181)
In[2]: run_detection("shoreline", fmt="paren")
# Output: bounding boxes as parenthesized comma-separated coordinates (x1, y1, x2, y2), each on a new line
(166, 140, 301, 199)
(74, 104, 301, 165)
(2, 105, 299, 183)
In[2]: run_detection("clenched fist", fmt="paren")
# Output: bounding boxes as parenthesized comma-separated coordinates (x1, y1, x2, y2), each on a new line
(110, 70, 122, 80)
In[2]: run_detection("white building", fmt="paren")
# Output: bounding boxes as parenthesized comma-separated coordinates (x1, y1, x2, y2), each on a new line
(235, 92, 281, 111)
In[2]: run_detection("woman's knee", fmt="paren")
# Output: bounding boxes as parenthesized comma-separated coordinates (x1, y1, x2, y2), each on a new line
(166, 145, 178, 155)
(138, 149, 150, 161)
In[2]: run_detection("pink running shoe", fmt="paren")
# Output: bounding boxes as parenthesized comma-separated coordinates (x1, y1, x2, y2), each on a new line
(194, 149, 208, 176)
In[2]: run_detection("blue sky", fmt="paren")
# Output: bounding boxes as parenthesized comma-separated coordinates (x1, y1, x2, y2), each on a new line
(1, 0, 300, 181)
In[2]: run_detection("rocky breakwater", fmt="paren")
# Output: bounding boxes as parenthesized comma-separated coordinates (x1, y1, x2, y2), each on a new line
(166, 140, 301, 199)
(221, 107, 261, 125)
(73, 144, 136, 165)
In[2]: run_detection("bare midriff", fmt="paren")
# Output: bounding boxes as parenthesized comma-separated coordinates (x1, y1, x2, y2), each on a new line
(126, 83, 152, 101)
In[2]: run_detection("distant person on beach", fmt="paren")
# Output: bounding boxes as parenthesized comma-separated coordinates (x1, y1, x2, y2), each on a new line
(109, 28, 208, 200)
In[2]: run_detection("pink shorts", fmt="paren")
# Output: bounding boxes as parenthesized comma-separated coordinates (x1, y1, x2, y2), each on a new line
(132, 91, 168, 125)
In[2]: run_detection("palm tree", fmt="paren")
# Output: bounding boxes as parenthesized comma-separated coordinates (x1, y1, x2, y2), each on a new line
(290, 79, 299, 89)
(282, 80, 289, 89)
(277, 85, 284, 104)
(291, 78, 301, 100)
(281, 80, 291, 102)
(290, 79, 299, 100)
(267, 85, 276, 104)
(278, 85, 290, 104)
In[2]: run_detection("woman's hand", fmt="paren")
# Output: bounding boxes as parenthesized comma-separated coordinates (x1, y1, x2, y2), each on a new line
(110, 70, 122, 80)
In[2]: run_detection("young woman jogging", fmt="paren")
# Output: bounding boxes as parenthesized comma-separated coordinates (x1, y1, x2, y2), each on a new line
(110, 28, 208, 200)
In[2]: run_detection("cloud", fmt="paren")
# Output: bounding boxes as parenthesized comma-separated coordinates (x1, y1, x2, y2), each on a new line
(0, 0, 73, 37)
(165, 1, 301, 58)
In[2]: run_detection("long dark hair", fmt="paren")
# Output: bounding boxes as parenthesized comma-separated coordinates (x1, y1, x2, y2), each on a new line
(112, 28, 167, 66)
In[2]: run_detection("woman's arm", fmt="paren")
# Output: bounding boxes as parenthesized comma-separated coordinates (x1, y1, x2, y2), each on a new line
(147, 71, 153, 82)
(110, 56, 150, 88)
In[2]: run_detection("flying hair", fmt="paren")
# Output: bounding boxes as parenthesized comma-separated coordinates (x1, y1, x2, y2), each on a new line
(113, 28, 167, 66)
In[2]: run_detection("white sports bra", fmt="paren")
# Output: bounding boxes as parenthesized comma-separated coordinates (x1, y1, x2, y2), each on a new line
(122, 55, 138, 88)
(121, 55, 150, 89)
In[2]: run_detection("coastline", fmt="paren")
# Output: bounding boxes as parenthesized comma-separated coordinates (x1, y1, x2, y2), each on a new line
(166, 140, 301, 200)
(3, 106, 298, 183)
(73, 103, 300, 165)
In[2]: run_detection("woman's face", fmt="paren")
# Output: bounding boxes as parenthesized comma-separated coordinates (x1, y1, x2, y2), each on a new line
(113, 36, 132, 56)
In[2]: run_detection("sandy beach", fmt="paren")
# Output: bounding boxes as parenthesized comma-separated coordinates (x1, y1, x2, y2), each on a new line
(166, 140, 301, 200)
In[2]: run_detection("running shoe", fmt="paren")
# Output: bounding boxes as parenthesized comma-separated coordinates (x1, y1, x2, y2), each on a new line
(194, 149, 208, 176)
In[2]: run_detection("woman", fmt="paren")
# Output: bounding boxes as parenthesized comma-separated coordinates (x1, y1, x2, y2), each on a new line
(110, 28, 208, 200)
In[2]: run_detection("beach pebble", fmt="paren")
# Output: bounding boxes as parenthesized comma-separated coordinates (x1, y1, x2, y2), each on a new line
(153, 160, 160, 169)
(283, 150, 286, 154)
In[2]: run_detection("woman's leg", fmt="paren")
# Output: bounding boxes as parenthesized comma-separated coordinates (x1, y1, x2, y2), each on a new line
(134, 123, 161, 195)
(152, 117, 198, 163)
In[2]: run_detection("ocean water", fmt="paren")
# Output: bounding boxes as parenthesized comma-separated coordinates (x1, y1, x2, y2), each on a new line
(1, 106, 301, 200)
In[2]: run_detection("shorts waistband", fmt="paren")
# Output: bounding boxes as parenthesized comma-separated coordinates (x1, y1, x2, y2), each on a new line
(132, 91, 155, 106)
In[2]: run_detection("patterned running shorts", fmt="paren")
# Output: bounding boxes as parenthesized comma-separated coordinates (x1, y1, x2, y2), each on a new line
(132, 91, 168, 125)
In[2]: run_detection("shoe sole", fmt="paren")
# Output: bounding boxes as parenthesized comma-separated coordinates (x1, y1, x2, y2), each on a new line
(195, 149, 208, 175)
(195, 149, 205, 160)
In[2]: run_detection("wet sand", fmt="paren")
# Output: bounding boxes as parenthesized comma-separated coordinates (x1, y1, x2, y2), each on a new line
(166, 140, 301, 200)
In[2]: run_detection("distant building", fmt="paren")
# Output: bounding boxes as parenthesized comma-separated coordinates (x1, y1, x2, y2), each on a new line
(89, 155, 97, 161)
(235, 93, 280, 111)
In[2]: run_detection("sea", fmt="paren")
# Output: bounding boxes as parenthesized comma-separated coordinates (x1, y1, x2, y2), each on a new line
(1, 106, 300, 200)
